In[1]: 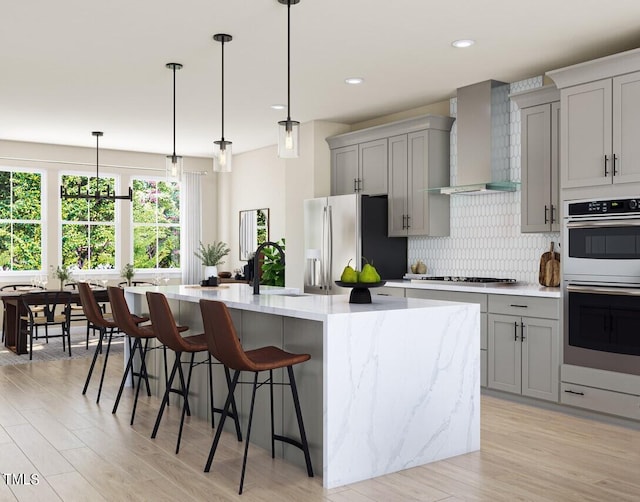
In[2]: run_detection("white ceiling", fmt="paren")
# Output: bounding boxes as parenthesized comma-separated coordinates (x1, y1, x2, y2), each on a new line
(3, 0, 640, 158)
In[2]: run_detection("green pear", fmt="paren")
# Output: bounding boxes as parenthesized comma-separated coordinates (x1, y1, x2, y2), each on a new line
(340, 259, 358, 283)
(359, 263, 379, 283)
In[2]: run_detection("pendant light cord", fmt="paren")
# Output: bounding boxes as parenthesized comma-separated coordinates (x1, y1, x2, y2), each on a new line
(221, 39, 225, 141)
(287, 0, 292, 122)
(172, 65, 177, 160)
(96, 133, 100, 194)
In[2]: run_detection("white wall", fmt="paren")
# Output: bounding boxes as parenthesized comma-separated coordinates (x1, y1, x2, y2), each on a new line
(0, 139, 214, 282)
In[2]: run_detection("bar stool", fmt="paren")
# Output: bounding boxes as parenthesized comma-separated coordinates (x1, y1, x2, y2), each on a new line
(108, 286, 176, 425)
(199, 298, 314, 495)
(79, 282, 145, 403)
(145, 291, 242, 454)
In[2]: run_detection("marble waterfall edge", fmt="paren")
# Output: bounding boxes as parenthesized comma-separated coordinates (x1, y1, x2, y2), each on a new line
(323, 302, 480, 488)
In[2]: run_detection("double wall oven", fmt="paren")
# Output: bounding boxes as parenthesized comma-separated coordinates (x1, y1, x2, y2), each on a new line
(563, 197, 640, 376)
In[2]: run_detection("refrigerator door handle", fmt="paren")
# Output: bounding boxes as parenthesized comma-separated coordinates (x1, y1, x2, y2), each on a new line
(327, 204, 333, 291)
(321, 206, 327, 290)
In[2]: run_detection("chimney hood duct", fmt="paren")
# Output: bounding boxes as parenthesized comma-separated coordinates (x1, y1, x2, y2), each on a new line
(433, 80, 519, 195)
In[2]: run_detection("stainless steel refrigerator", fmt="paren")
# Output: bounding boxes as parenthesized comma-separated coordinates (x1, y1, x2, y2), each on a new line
(304, 194, 407, 295)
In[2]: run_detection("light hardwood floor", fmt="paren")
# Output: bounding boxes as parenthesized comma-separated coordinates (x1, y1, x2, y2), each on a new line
(0, 355, 639, 501)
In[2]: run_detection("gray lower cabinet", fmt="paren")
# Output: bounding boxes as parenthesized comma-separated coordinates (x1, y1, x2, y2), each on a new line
(512, 85, 560, 232)
(330, 140, 388, 196)
(488, 295, 559, 402)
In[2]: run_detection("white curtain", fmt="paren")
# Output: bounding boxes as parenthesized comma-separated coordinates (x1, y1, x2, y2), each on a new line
(181, 172, 202, 285)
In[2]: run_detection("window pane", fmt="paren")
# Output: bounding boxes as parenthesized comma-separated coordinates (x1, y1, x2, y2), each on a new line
(90, 224, 115, 269)
(12, 223, 41, 270)
(0, 171, 10, 220)
(133, 226, 157, 269)
(0, 223, 10, 269)
(62, 223, 89, 269)
(157, 181, 180, 224)
(61, 175, 89, 221)
(12, 172, 41, 220)
(89, 197, 115, 222)
(133, 179, 157, 223)
(158, 226, 180, 268)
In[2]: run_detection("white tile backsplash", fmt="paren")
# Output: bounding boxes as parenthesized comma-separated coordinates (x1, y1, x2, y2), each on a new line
(408, 76, 559, 284)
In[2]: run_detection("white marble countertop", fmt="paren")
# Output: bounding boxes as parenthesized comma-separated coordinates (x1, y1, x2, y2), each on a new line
(383, 279, 561, 298)
(126, 283, 465, 322)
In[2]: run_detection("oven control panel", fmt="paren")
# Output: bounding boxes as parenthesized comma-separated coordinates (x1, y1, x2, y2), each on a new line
(568, 197, 640, 216)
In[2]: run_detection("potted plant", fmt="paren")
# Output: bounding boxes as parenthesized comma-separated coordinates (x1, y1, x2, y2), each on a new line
(55, 265, 71, 290)
(121, 263, 135, 286)
(261, 238, 286, 287)
(194, 241, 230, 279)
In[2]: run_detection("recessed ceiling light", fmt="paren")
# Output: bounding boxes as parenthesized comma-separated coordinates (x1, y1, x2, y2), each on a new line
(270, 104, 286, 110)
(451, 39, 475, 48)
(345, 77, 364, 85)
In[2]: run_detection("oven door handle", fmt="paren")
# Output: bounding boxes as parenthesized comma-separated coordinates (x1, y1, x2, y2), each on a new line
(566, 284, 640, 296)
(566, 218, 640, 229)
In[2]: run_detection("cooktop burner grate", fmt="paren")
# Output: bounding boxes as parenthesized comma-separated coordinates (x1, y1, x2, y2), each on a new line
(417, 276, 517, 283)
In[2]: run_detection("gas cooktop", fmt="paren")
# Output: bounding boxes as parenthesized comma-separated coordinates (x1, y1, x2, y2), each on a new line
(412, 276, 517, 284)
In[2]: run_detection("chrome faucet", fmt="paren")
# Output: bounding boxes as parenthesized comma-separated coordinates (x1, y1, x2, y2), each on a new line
(253, 241, 285, 294)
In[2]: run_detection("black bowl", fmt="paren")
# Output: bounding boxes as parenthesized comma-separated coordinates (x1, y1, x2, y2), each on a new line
(335, 281, 386, 303)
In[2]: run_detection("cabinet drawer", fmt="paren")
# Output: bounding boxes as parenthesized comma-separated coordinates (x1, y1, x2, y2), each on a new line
(405, 289, 487, 312)
(561, 383, 640, 421)
(489, 294, 559, 319)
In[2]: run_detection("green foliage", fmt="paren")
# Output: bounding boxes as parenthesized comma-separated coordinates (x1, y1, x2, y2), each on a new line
(55, 265, 71, 282)
(194, 241, 230, 266)
(260, 238, 285, 287)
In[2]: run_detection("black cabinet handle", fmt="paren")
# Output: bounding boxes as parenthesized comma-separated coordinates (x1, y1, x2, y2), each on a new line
(353, 178, 358, 192)
(544, 205, 549, 224)
(509, 304, 528, 308)
(604, 155, 609, 177)
(613, 154, 618, 176)
(564, 389, 585, 396)
(514, 321, 518, 341)
(520, 321, 525, 341)
(551, 205, 556, 224)
(406, 214, 411, 229)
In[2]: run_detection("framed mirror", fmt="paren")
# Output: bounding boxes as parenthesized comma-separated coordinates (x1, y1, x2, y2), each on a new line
(239, 208, 269, 260)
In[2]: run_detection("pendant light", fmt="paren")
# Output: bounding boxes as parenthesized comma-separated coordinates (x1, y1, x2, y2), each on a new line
(213, 33, 233, 173)
(60, 131, 133, 201)
(166, 62, 183, 180)
(277, 0, 301, 158)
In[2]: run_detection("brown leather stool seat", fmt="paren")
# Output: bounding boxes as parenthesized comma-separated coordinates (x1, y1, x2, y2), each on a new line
(199, 298, 314, 495)
(145, 291, 242, 454)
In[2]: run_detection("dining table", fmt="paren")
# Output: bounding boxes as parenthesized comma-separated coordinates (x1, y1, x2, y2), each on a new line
(1, 287, 109, 355)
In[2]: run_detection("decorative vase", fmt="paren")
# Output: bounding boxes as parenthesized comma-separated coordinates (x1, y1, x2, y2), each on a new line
(204, 265, 218, 279)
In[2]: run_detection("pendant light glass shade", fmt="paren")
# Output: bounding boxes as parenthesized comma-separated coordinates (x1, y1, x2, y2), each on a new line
(213, 140, 232, 172)
(213, 33, 233, 173)
(277, 119, 300, 158)
(166, 62, 183, 181)
(277, 0, 301, 159)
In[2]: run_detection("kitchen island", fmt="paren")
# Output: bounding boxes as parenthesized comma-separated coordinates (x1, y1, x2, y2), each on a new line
(125, 284, 480, 489)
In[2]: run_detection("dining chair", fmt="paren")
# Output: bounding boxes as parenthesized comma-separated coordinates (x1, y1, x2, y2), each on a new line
(64, 281, 107, 349)
(199, 298, 313, 495)
(1, 284, 45, 343)
(20, 290, 72, 360)
(145, 291, 242, 454)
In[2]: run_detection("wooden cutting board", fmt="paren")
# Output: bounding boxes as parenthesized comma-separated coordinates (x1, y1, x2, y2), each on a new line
(538, 242, 560, 287)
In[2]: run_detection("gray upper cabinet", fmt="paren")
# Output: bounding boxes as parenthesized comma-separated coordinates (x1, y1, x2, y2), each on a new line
(561, 72, 640, 188)
(329, 139, 387, 196)
(328, 114, 454, 236)
(512, 85, 560, 232)
(388, 129, 451, 236)
(549, 52, 640, 189)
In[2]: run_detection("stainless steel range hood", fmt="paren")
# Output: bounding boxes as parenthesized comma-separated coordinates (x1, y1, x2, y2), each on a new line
(431, 80, 519, 195)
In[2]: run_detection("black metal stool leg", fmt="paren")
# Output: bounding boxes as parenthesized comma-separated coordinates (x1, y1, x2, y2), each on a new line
(287, 365, 314, 477)
(224, 366, 243, 442)
(239, 372, 260, 495)
(270, 369, 275, 458)
(208, 355, 215, 428)
(82, 326, 105, 395)
(112, 336, 138, 414)
(151, 354, 181, 439)
(130, 338, 150, 425)
(176, 352, 195, 454)
(96, 327, 114, 404)
(205, 369, 240, 472)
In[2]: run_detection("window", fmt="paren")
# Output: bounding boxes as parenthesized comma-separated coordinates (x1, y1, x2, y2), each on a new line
(0, 169, 43, 271)
(60, 174, 116, 269)
(132, 179, 180, 269)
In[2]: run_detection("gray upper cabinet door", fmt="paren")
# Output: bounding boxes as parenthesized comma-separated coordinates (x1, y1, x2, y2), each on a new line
(561, 79, 612, 188)
(358, 139, 388, 195)
(331, 145, 358, 195)
(612, 71, 640, 184)
(520, 101, 560, 232)
(387, 134, 408, 237)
